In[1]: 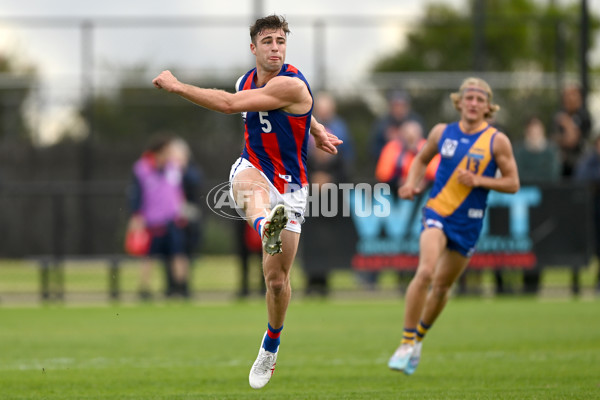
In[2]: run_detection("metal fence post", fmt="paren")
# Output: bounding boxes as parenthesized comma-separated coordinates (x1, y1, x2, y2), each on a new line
(109, 257, 120, 300)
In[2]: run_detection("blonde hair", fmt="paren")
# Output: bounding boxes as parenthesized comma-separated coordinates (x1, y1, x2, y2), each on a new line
(450, 77, 500, 119)
(170, 137, 191, 166)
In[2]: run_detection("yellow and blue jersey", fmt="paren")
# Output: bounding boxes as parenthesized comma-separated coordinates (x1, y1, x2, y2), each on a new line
(423, 121, 498, 256)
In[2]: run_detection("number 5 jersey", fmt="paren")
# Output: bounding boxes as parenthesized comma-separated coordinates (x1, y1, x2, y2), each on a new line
(236, 64, 313, 194)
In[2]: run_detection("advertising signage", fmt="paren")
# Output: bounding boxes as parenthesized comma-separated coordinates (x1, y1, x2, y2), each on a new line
(301, 183, 593, 273)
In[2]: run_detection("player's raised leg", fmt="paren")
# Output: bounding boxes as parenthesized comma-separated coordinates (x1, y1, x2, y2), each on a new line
(264, 230, 298, 329)
(231, 168, 287, 255)
(249, 229, 299, 389)
(260, 204, 288, 255)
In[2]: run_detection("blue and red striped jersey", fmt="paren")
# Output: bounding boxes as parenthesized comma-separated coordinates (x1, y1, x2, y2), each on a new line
(236, 64, 313, 193)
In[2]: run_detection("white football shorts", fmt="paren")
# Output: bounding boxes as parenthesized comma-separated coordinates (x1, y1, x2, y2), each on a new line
(228, 157, 307, 234)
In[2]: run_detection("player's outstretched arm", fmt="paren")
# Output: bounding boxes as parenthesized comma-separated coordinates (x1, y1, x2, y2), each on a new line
(152, 70, 310, 115)
(310, 116, 343, 155)
(152, 70, 233, 112)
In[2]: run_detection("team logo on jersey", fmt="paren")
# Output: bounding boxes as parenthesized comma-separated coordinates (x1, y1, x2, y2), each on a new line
(440, 139, 458, 157)
(468, 208, 484, 219)
(278, 173, 292, 183)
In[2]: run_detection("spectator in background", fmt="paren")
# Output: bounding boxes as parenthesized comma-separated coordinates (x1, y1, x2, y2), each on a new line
(127, 134, 189, 300)
(169, 137, 204, 298)
(553, 83, 592, 177)
(373, 120, 440, 291)
(514, 117, 561, 294)
(306, 129, 349, 185)
(312, 91, 355, 174)
(366, 91, 425, 290)
(376, 120, 439, 194)
(574, 128, 600, 293)
(370, 90, 425, 159)
(302, 98, 351, 295)
(515, 117, 561, 183)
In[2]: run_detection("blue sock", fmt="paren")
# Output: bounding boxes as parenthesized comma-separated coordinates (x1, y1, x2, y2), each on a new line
(262, 323, 283, 353)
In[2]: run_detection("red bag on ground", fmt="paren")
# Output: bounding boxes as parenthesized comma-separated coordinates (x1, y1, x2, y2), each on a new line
(125, 228, 151, 256)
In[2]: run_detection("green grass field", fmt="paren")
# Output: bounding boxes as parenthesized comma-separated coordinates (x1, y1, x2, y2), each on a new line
(1, 255, 598, 300)
(1, 297, 599, 399)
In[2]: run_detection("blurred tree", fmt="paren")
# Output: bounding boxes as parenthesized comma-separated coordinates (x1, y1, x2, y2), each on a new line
(0, 53, 36, 141)
(370, 0, 599, 143)
(84, 67, 245, 179)
(374, 0, 598, 73)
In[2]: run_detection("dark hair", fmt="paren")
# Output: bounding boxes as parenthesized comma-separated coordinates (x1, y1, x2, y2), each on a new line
(249, 14, 290, 44)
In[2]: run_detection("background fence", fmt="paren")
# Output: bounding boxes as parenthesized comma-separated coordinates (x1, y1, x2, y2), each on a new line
(0, 5, 599, 299)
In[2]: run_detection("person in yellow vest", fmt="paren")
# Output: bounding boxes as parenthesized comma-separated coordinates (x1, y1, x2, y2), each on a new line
(388, 77, 520, 375)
